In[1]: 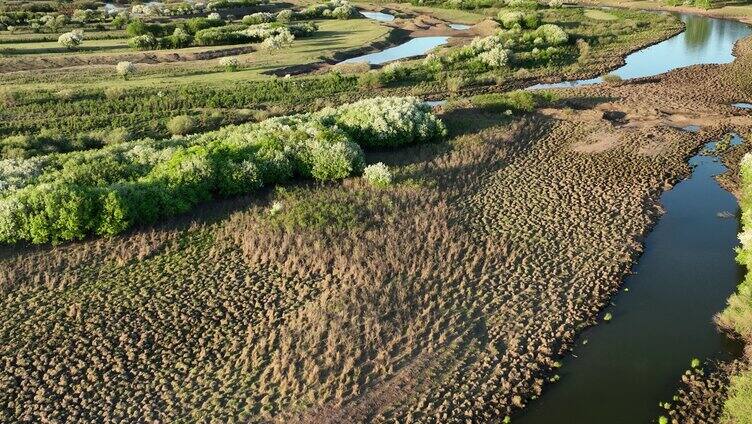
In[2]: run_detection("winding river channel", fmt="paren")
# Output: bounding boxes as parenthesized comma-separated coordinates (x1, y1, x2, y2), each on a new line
(518, 13, 752, 424)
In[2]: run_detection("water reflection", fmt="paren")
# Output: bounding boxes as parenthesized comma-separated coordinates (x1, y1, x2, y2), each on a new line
(342, 37, 448, 65)
(529, 14, 751, 89)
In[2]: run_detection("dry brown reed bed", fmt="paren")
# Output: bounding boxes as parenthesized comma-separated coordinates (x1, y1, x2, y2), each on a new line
(4, 36, 752, 424)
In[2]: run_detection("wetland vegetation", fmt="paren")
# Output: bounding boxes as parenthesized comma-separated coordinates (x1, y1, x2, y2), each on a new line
(1, 0, 752, 423)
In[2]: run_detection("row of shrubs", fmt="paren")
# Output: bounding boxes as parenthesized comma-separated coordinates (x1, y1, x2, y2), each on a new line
(0, 97, 446, 244)
(126, 16, 317, 49)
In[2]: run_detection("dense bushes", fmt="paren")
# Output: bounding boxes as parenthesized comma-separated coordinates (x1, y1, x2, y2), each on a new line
(0, 97, 444, 244)
(302, 0, 359, 19)
(127, 19, 317, 49)
(329, 97, 447, 147)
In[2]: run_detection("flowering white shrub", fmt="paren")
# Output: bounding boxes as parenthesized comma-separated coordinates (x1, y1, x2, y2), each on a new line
(128, 33, 158, 50)
(537, 24, 568, 45)
(116, 61, 137, 79)
(208, 12, 222, 20)
(332, 3, 357, 19)
(0, 156, 49, 193)
(548, 0, 563, 8)
(469, 35, 501, 53)
(58, 30, 84, 49)
(132, 3, 163, 16)
(219, 56, 239, 71)
(242, 12, 275, 24)
(363, 162, 392, 187)
(498, 11, 524, 29)
(261, 29, 294, 50)
(332, 97, 447, 147)
(276, 9, 294, 23)
(303, 0, 355, 19)
(72, 9, 95, 23)
(478, 46, 510, 68)
(309, 140, 365, 181)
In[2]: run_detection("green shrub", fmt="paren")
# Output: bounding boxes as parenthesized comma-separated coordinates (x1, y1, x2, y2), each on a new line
(167, 115, 198, 136)
(363, 162, 392, 187)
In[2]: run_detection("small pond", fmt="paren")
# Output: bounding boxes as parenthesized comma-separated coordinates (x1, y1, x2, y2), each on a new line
(342, 37, 449, 65)
(361, 11, 395, 22)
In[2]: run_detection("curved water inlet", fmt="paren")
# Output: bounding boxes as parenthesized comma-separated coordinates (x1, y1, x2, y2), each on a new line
(529, 13, 752, 90)
(341, 37, 449, 65)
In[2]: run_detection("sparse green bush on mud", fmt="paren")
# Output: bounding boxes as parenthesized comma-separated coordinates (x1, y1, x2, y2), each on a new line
(471, 90, 555, 113)
(167, 115, 198, 136)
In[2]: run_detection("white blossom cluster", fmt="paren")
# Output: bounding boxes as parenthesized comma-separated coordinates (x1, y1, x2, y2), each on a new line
(332, 96, 447, 146)
(116, 61, 137, 78)
(219, 56, 239, 69)
(260, 29, 295, 50)
(537, 24, 568, 45)
(478, 46, 510, 68)
(207, 12, 222, 20)
(548, 0, 563, 8)
(239, 23, 292, 40)
(363, 162, 392, 187)
(304, 0, 357, 19)
(0, 157, 49, 193)
(498, 11, 524, 28)
(57, 30, 84, 48)
(242, 12, 275, 24)
(131, 3, 164, 16)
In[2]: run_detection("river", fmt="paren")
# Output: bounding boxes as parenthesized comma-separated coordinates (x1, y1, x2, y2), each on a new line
(517, 12, 752, 424)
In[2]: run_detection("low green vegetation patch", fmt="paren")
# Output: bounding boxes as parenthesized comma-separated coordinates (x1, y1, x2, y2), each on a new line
(719, 152, 752, 342)
(0, 97, 446, 244)
(717, 152, 752, 423)
(267, 185, 393, 231)
(583, 9, 618, 21)
(470, 90, 555, 113)
(723, 370, 752, 423)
